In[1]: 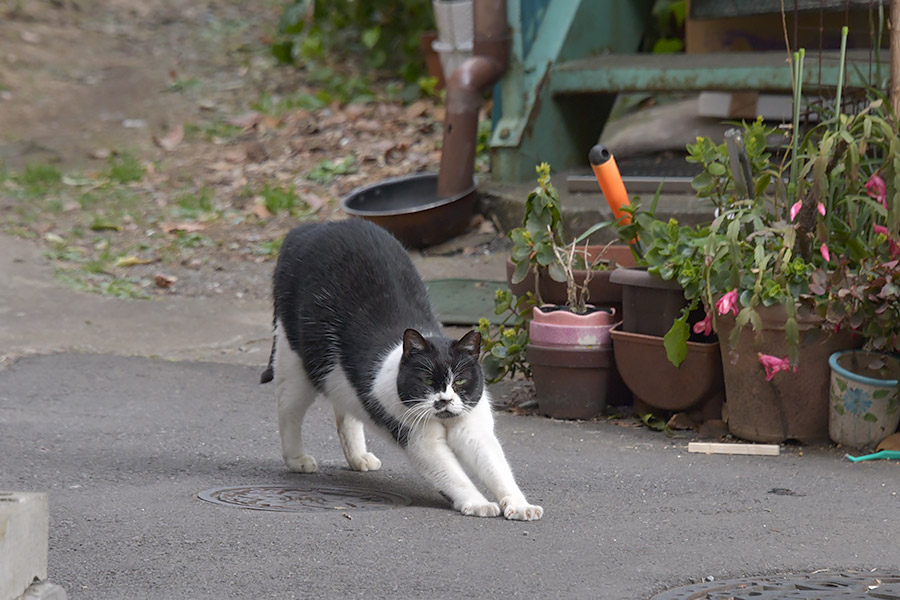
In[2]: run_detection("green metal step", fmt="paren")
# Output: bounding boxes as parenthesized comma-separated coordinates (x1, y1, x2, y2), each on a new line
(550, 49, 878, 95)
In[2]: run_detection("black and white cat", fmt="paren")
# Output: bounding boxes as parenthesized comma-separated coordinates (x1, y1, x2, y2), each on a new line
(260, 219, 542, 521)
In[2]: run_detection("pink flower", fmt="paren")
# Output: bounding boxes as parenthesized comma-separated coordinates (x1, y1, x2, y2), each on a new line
(820, 243, 830, 262)
(875, 224, 889, 236)
(693, 311, 713, 336)
(817, 202, 826, 216)
(789, 201, 802, 222)
(757, 352, 795, 381)
(716, 290, 738, 316)
(866, 173, 888, 209)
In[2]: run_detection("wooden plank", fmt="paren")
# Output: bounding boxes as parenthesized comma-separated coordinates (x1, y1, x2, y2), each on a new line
(688, 442, 781, 456)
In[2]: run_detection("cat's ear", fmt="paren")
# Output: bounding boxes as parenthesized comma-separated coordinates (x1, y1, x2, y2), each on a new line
(455, 330, 481, 357)
(402, 329, 430, 357)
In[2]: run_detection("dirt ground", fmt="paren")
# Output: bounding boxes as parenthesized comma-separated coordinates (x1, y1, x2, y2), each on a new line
(0, 0, 492, 301)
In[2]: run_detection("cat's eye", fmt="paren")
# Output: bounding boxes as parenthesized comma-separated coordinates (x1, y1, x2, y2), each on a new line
(421, 376, 434, 386)
(453, 378, 467, 388)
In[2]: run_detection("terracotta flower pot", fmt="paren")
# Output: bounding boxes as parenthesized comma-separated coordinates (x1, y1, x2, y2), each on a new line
(506, 245, 637, 308)
(609, 323, 724, 423)
(829, 350, 900, 449)
(526, 343, 619, 419)
(608, 267, 701, 337)
(716, 305, 861, 444)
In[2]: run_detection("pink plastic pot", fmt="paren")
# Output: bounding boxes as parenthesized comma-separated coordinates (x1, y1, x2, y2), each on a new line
(529, 306, 618, 348)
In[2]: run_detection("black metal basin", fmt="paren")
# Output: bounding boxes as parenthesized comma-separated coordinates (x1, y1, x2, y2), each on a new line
(340, 172, 476, 248)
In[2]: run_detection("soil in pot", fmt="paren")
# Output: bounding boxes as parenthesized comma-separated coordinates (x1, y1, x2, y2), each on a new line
(716, 305, 861, 444)
(609, 324, 724, 423)
(829, 350, 900, 449)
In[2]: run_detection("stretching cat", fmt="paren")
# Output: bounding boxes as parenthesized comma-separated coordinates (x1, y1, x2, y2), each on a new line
(260, 219, 542, 521)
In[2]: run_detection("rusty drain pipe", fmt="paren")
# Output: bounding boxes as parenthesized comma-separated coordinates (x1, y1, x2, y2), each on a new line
(436, 0, 509, 199)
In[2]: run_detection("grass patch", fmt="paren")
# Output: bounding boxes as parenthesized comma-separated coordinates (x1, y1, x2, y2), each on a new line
(106, 153, 145, 184)
(254, 236, 283, 258)
(172, 187, 218, 221)
(305, 155, 356, 185)
(184, 120, 244, 143)
(15, 163, 62, 197)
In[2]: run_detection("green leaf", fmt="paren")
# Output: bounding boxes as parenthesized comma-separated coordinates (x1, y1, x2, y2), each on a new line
(547, 262, 567, 283)
(663, 317, 690, 367)
(271, 41, 295, 64)
(278, 2, 309, 35)
(361, 26, 380, 49)
(833, 402, 845, 415)
(511, 260, 531, 285)
(863, 412, 879, 423)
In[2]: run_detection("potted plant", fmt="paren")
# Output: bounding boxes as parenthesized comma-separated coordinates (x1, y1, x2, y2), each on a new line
(505, 163, 635, 311)
(525, 232, 622, 419)
(481, 164, 627, 419)
(607, 198, 726, 425)
(818, 240, 900, 448)
(657, 36, 900, 443)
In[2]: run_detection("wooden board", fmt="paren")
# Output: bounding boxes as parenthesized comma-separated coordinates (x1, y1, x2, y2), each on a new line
(688, 442, 781, 456)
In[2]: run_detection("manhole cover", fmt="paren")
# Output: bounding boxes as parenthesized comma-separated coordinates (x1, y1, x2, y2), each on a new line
(197, 484, 412, 513)
(651, 571, 900, 600)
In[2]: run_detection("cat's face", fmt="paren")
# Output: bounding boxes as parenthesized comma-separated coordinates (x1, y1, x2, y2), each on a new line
(397, 329, 484, 419)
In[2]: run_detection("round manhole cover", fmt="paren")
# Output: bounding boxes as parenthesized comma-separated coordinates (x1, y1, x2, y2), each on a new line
(197, 484, 412, 513)
(651, 571, 900, 600)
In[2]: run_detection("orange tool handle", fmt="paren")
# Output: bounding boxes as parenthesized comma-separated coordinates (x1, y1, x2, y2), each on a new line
(589, 144, 631, 225)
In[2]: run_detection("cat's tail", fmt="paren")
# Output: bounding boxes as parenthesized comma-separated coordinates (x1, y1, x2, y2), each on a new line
(259, 334, 275, 384)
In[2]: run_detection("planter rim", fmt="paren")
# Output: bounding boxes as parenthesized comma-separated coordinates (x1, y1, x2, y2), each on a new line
(609, 266, 683, 290)
(829, 349, 900, 386)
(609, 322, 720, 352)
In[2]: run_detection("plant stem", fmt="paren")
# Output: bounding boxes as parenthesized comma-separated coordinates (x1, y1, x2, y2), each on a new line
(789, 49, 805, 206)
(835, 26, 848, 129)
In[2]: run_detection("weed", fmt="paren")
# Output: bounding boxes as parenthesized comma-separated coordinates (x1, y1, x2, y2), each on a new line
(172, 231, 214, 249)
(184, 121, 243, 143)
(172, 187, 218, 220)
(254, 237, 284, 258)
(17, 163, 62, 197)
(261, 184, 297, 214)
(305, 155, 356, 185)
(106, 154, 145, 184)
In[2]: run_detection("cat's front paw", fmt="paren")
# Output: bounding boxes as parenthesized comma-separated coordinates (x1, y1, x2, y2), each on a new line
(459, 500, 501, 518)
(500, 496, 544, 521)
(347, 452, 382, 472)
(284, 454, 319, 473)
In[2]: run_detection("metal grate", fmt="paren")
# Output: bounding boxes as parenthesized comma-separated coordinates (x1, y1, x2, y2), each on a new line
(197, 484, 412, 513)
(652, 571, 900, 600)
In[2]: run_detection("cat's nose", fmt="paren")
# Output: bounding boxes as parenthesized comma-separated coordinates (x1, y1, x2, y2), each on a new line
(433, 398, 449, 410)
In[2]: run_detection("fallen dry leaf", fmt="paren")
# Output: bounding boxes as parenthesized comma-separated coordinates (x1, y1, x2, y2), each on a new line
(116, 255, 155, 267)
(251, 201, 273, 219)
(155, 273, 177, 288)
(160, 222, 206, 234)
(154, 123, 184, 151)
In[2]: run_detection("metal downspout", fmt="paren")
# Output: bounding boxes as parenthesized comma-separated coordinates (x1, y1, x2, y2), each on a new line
(436, 0, 509, 199)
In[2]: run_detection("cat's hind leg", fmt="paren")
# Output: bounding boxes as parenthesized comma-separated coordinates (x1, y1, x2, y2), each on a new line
(332, 409, 382, 472)
(273, 325, 319, 473)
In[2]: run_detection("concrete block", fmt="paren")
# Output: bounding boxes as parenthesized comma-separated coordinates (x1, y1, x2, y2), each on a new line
(0, 492, 48, 600)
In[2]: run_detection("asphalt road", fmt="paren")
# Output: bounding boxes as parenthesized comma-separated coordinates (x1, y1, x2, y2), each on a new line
(3, 353, 899, 600)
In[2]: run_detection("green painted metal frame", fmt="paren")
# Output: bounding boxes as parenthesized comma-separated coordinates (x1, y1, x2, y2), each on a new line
(491, 0, 653, 183)
(491, 1, 884, 183)
(550, 49, 879, 94)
